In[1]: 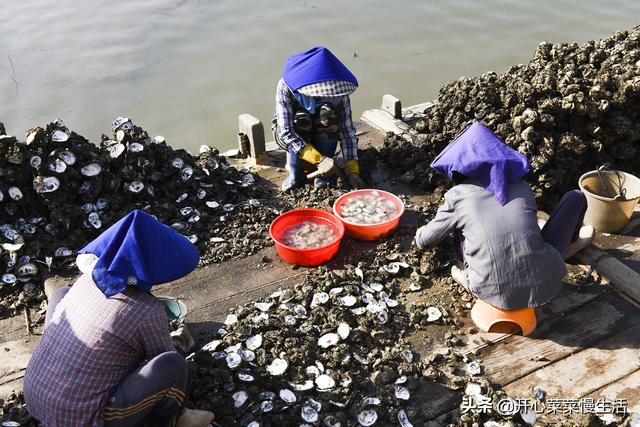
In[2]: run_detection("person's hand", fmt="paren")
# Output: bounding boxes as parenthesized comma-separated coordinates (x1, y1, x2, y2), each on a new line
(307, 157, 336, 179)
(299, 144, 324, 164)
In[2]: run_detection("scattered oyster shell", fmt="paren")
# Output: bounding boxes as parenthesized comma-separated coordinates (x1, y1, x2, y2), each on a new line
(171, 158, 184, 169)
(30, 155, 42, 169)
(51, 130, 69, 142)
(394, 385, 410, 400)
(466, 361, 482, 376)
(202, 340, 221, 352)
(266, 358, 288, 376)
(318, 333, 340, 348)
(81, 163, 102, 176)
(315, 374, 335, 390)
(128, 181, 144, 193)
(58, 150, 76, 165)
(362, 397, 381, 406)
(108, 143, 125, 158)
(261, 400, 274, 413)
(397, 409, 413, 427)
(225, 314, 238, 326)
(255, 302, 273, 312)
(301, 405, 319, 423)
(291, 380, 314, 391)
(465, 383, 482, 396)
(426, 307, 442, 322)
(357, 409, 378, 426)
(279, 389, 297, 403)
(238, 373, 255, 382)
(49, 158, 67, 173)
(246, 334, 263, 350)
(340, 295, 357, 307)
(181, 166, 194, 181)
(129, 142, 144, 152)
(239, 349, 255, 362)
(408, 283, 421, 292)
(2, 274, 17, 284)
(8, 187, 23, 201)
(337, 322, 350, 339)
(520, 407, 537, 425)
(226, 352, 241, 369)
(232, 391, 248, 408)
(206, 201, 220, 209)
(311, 292, 329, 307)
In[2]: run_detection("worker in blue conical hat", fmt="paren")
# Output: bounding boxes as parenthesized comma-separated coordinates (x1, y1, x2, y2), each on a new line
(24, 210, 214, 427)
(415, 122, 595, 310)
(273, 46, 364, 191)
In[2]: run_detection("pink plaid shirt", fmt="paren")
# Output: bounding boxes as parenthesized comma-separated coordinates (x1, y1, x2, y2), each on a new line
(24, 274, 174, 427)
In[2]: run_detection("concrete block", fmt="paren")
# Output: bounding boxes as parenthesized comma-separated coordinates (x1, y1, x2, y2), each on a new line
(238, 114, 266, 162)
(381, 94, 402, 119)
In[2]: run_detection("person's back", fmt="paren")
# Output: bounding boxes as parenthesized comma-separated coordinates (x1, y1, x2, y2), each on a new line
(24, 274, 172, 426)
(447, 179, 566, 308)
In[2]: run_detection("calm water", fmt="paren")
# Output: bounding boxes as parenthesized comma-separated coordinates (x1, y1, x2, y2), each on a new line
(1, 1, 639, 153)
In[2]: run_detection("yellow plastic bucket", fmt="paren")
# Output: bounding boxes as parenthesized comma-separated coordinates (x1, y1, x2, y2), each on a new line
(578, 170, 640, 233)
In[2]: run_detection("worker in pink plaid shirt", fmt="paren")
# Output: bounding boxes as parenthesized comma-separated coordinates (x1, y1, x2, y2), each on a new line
(24, 210, 214, 427)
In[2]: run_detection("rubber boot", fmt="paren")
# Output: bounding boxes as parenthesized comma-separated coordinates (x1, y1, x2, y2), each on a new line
(281, 147, 306, 192)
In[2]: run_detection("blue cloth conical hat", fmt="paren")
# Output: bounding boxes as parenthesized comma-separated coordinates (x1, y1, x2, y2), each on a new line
(78, 210, 200, 297)
(282, 46, 358, 92)
(430, 122, 531, 205)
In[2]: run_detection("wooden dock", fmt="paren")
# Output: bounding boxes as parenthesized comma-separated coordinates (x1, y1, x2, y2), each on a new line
(1, 102, 639, 424)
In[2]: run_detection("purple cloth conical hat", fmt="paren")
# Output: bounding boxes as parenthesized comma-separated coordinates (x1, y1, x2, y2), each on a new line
(78, 210, 200, 297)
(430, 122, 531, 205)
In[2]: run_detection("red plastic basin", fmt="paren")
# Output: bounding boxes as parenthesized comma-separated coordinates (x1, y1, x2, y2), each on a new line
(333, 189, 405, 240)
(269, 208, 345, 266)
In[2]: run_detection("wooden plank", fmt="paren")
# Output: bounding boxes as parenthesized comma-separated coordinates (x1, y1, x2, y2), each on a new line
(575, 245, 640, 304)
(361, 109, 413, 139)
(587, 369, 640, 414)
(428, 284, 609, 357)
(480, 292, 640, 385)
(412, 285, 609, 421)
(504, 323, 640, 399)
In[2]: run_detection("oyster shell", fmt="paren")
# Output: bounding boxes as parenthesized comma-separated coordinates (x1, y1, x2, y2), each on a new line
(318, 333, 340, 348)
(357, 409, 378, 426)
(279, 389, 297, 403)
(246, 334, 263, 350)
(315, 374, 335, 391)
(426, 307, 442, 322)
(397, 409, 413, 427)
(81, 163, 102, 177)
(232, 390, 248, 408)
(51, 130, 69, 142)
(58, 150, 76, 165)
(8, 187, 23, 201)
(266, 358, 288, 376)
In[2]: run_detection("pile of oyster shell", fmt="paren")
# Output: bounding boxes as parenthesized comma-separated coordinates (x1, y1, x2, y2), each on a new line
(188, 257, 453, 426)
(375, 26, 640, 209)
(0, 117, 280, 317)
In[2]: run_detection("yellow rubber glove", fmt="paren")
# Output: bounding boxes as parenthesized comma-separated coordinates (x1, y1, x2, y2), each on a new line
(299, 144, 324, 165)
(345, 160, 360, 175)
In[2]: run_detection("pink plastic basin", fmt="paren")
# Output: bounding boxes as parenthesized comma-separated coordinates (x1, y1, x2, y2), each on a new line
(269, 208, 345, 266)
(333, 189, 405, 240)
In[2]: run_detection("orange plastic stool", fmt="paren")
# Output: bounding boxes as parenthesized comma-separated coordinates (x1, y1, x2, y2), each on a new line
(471, 299, 537, 336)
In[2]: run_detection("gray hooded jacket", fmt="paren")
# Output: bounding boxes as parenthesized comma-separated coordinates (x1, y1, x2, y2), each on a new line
(415, 179, 565, 309)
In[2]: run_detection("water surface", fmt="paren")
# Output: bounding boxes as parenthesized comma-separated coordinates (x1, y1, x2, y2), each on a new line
(1, 0, 639, 152)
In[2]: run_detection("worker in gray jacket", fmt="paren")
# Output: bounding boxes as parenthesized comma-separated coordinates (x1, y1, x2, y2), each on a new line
(415, 122, 593, 310)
